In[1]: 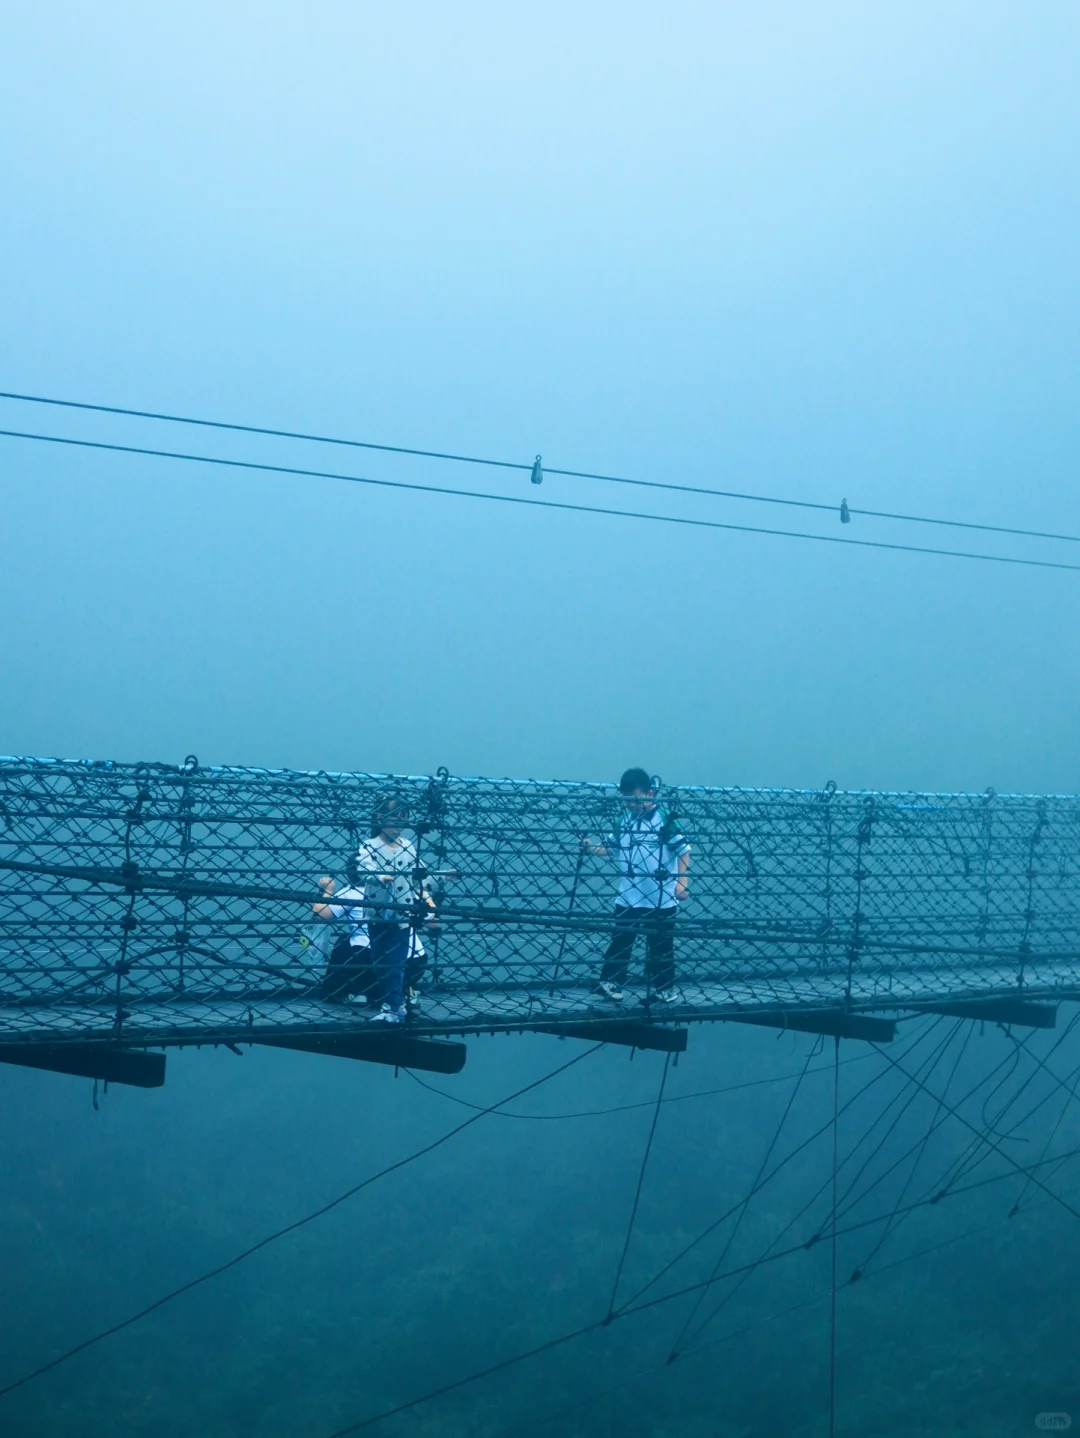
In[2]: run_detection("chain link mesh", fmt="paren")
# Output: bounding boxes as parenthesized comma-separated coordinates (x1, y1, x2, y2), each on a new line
(1, 756, 1078, 1049)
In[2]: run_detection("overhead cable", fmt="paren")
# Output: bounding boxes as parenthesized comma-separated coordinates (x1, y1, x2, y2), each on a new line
(2, 387, 1078, 547)
(2, 426, 1079, 573)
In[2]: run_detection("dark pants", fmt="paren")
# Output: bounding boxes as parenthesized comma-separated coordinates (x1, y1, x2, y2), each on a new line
(405, 941, 427, 996)
(369, 921, 410, 1010)
(600, 905, 677, 992)
(320, 937, 377, 1003)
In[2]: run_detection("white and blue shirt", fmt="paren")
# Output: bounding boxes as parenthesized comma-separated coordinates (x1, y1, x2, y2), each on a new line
(605, 807, 690, 910)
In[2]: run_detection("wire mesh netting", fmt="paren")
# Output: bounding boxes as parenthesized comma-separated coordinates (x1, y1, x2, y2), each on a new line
(2, 755, 1080, 1048)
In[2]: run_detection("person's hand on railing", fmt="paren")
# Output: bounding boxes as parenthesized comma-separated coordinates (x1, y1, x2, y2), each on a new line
(312, 876, 337, 920)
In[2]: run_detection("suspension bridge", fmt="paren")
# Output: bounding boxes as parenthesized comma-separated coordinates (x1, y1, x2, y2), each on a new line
(2, 754, 1078, 1088)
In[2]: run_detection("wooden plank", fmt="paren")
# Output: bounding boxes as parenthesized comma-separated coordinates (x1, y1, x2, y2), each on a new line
(920, 998, 1058, 1029)
(255, 1033, 467, 1074)
(537, 1022, 688, 1053)
(0, 1044, 166, 1087)
(725, 1010, 895, 1044)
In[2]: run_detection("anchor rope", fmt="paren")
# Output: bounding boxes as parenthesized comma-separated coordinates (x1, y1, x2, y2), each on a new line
(874, 1047, 1080, 1220)
(621, 1018, 944, 1314)
(607, 1053, 672, 1318)
(666, 1043, 817, 1359)
(846, 1021, 974, 1275)
(505, 1168, 1080, 1437)
(0, 1044, 604, 1401)
(400, 1044, 880, 1121)
(317, 1126, 1080, 1436)
(677, 1019, 959, 1354)
(910, 1013, 1080, 1205)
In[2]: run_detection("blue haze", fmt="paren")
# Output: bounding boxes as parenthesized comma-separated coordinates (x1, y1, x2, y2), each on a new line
(1, 4, 1079, 1435)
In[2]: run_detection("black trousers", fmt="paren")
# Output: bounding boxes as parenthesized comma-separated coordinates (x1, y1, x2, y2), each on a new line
(320, 937, 378, 1003)
(600, 905, 676, 992)
(321, 934, 427, 1004)
(405, 942, 427, 995)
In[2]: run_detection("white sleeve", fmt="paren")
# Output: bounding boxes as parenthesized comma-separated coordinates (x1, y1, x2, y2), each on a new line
(354, 840, 381, 873)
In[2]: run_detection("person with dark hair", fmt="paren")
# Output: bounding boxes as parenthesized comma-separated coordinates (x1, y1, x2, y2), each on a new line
(354, 795, 435, 1024)
(311, 858, 377, 1004)
(581, 767, 690, 1005)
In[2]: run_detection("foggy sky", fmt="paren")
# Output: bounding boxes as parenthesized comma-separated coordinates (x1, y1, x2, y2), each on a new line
(2, 2, 1078, 793)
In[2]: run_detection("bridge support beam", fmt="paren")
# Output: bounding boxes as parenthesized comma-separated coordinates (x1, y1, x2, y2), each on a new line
(537, 1023, 688, 1053)
(725, 1010, 896, 1044)
(919, 998, 1058, 1029)
(0, 1043, 166, 1087)
(254, 1033, 467, 1074)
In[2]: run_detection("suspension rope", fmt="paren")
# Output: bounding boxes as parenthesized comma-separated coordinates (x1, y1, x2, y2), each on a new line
(920, 1045, 1080, 1228)
(4, 426, 1080, 572)
(623, 1019, 943, 1314)
(0, 1044, 604, 1401)
(838, 1026, 1050, 1224)
(317, 1129, 1080, 1436)
(827, 1021, 968, 1228)
(508, 1167, 1080, 1438)
(5, 386, 1080, 548)
(667, 1044, 817, 1360)
(1010, 1051, 1080, 1215)
(847, 1021, 974, 1276)
(607, 1053, 672, 1319)
(401, 1045, 880, 1121)
(679, 1020, 962, 1353)
(874, 1046, 1080, 1221)
(827, 1021, 965, 1227)
(912, 1016, 1080, 1205)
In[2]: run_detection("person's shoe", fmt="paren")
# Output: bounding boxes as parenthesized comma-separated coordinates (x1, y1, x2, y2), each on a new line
(406, 987, 422, 1009)
(372, 1004, 405, 1024)
(592, 980, 624, 1003)
(656, 986, 683, 1004)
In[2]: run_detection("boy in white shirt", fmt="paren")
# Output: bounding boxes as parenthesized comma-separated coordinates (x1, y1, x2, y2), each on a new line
(312, 859, 376, 1003)
(582, 767, 690, 1005)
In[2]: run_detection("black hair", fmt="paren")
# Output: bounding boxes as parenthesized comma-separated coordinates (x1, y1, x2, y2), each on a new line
(619, 767, 653, 795)
(371, 794, 409, 836)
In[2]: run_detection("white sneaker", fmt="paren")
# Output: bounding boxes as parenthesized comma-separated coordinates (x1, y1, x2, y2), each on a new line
(407, 987, 422, 1009)
(372, 1004, 405, 1024)
(592, 980, 624, 1003)
(656, 986, 683, 1004)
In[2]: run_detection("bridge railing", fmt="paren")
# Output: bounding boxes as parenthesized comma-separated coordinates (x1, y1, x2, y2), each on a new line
(2, 756, 1079, 1043)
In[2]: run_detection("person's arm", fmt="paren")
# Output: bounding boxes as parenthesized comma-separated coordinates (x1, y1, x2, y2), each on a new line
(419, 887, 439, 928)
(580, 829, 615, 858)
(312, 875, 337, 920)
(675, 848, 690, 902)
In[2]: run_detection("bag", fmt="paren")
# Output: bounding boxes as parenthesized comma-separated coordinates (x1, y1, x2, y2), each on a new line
(297, 922, 336, 968)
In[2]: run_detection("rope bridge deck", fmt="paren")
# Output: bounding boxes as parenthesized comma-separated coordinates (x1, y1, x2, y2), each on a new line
(2, 756, 1079, 1081)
